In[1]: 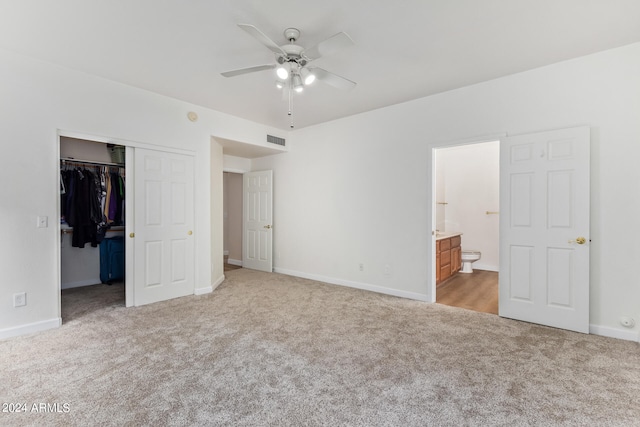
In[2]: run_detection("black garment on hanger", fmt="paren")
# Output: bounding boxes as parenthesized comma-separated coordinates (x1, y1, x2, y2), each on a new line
(71, 170, 99, 248)
(61, 170, 76, 226)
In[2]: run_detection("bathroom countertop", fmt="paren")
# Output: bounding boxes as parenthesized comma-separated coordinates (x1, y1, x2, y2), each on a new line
(435, 231, 462, 241)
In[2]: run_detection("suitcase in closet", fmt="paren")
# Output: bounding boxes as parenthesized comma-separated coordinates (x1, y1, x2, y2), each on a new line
(100, 236, 125, 283)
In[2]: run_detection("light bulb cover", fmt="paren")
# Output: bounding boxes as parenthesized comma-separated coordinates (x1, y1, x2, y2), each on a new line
(276, 64, 289, 80)
(275, 80, 285, 89)
(292, 74, 304, 92)
(301, 68, 316, 85)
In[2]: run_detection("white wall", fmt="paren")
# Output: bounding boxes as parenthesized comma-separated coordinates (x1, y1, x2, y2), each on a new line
(253, 42, 640, 341)
(223, 172, 229, 256)
(223, 154, 252, 173)
(436, 142, 500, 271)
(0, 48, 282, 338)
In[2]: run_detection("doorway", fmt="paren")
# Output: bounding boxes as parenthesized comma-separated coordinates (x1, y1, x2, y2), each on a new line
(433, 140, 500, 314)
(223, 172, 243, 271)
(59, 136, 126, 321)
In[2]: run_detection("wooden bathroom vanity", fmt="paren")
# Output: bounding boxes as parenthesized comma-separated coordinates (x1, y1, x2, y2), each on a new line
(436, 232, 462, 285)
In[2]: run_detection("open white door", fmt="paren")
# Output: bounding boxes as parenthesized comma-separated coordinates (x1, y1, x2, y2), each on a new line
(133, 148, 195, 306)
(499, 127, 590, 333)
(242, 170, 273, 272)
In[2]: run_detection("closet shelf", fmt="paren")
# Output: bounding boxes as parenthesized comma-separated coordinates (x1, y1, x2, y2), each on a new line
(61, 226, 125, 235)
(61, 157, 123, 167)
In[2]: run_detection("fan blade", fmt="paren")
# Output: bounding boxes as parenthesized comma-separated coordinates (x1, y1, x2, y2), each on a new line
(221, 64, 275, 78)
(303, 32, 354, 61)
(311, 67, 357, 90)
(238, 24, 286, 56)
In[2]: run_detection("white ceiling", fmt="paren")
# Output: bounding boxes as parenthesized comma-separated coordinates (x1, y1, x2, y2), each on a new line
(1, 1, 640, 131)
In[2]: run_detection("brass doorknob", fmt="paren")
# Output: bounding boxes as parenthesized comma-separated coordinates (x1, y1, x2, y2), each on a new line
(129, 233, 135, 238)
(188, 230, 193, 235)
(568, 237, 586, 244)
(264, 225, 272, 229)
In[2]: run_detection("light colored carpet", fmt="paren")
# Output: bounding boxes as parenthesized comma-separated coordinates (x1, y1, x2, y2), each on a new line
(1, 268, 639, 426)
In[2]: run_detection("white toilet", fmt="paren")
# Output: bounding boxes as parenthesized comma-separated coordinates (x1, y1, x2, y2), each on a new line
(460, 250, 481, 273)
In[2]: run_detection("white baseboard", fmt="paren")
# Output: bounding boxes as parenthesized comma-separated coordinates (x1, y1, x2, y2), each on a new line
(61, 279, 101, 289)
(227, 258, 242, 267)
(0, 317, 61, 340)
(473, 264, 499, 272)
(194, 285, 213, 295)
(274, 268, 429, 302)
(210, 274, 226, 291)
(590, 324, 639, 342)
(195, 273, 226, 295)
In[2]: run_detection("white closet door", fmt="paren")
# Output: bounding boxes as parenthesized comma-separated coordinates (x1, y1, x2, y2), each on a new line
(133, 148, 195, 306)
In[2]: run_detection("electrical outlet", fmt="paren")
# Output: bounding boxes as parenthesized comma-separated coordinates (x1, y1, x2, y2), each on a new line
(13, 292, 26, 307)
(359, 263, 364, 272)
(384, 264, 393, 277)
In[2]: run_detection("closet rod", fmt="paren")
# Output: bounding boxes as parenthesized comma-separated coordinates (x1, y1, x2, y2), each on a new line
(60, 157, 123, 167)
(61, 226, 125, 235)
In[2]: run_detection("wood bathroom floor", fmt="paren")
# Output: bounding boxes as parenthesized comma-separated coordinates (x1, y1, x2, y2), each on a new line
(437, 270, 498, 315)
(224, 256, 242, 272)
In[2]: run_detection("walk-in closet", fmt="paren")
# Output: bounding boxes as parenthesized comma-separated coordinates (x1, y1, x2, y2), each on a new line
(60, 137, 126, 319)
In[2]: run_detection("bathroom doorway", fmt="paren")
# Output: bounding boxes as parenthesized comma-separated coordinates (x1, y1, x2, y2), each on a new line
(433, 140, 500, 314)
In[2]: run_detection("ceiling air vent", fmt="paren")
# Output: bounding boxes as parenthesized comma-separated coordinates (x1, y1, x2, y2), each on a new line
(267, 134, 286, 146)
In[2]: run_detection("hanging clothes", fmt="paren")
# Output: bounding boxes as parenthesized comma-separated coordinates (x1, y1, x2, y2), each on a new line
(108, 172, 118, 224)
(60, 161, 125, 248)
(104, 171, 112, 224)
(111, 172, 124, 225)
(71, 169, 98, 248)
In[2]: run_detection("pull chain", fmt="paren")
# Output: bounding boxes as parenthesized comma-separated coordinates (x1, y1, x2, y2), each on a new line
(288, 80, 294, 128)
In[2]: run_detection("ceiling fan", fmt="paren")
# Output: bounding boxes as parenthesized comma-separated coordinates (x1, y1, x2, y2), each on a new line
(221, 24, 357, 93)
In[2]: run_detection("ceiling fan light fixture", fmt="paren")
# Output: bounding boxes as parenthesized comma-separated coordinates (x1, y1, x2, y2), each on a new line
(222, 23, 357, 124)
(301, 68, 316, 85)
(292, 73, 304, 92)
(276, 64, 289, 80)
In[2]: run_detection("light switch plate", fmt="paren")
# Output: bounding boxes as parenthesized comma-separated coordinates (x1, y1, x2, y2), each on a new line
(13, 292, 26, 307)
(37, 216, 48, 228)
